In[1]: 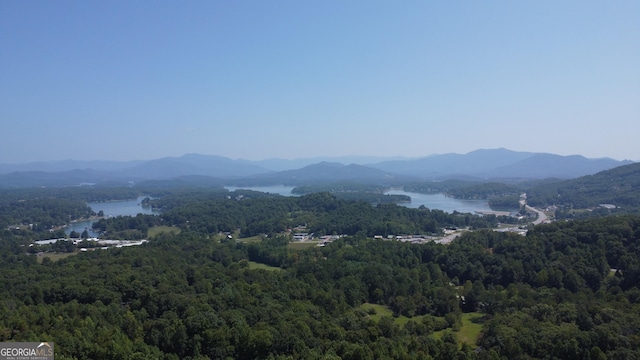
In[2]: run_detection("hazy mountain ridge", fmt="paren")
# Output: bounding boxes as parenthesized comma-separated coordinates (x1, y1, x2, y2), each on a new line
(486, 153, 633, 179)
(0, 149, 633, 188)
(255, 156, 412, 172)
(121, 154, 271, 179)
(369, 148, 536, 178)
(0, 169, 111, 188)
(370, 148, 632, 179)
(229, 162, 409, 187)
(0, 159, 143, 174)
(527, 162, 640, 212)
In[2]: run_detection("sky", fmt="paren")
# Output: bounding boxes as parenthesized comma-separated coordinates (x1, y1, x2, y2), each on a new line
(1, 1, 639, 163)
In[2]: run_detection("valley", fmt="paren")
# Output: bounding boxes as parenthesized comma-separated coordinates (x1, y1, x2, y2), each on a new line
(0, 155, 638, 359)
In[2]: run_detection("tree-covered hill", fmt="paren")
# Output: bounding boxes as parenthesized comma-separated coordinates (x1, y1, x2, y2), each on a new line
(148, 191, 507, 238)
(1, 214, 640, 359)
(2, 186, 640, 359)
(527, 162, 640, 218)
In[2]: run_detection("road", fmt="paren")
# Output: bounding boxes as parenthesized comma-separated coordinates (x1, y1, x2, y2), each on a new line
(435, 232, 462, 244)
(433, 194, 548, 245)
(527, 205, 547, 225)
(520, 193, 548, 225)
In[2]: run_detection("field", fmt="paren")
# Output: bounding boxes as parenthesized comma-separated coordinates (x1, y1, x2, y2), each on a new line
(360, 303, 425, 327)
(147, 225, 181, 238)
(247, 261, 282, 271)
(361, 303, 484, 346)
(36, 252, 79, 263)
(287, 241, 318, 250)
(432, 312, 484, 346)
(457, 312, 484, 345)
(238, 235, 263, 243)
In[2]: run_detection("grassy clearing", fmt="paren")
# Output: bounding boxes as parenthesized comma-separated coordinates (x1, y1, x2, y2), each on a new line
(432, 312, 484, 346)
(458, 312, 484, 345)
(238, 235, 263, 243)
(37, 252, 79, 263)
(361, 303, 394, 322)
(359, 309, 484, 346)
(288, 241, 318, 250)
(148, 225, 181, 238)
(247, 261, 282, 271)
(359, 303, 425, 327)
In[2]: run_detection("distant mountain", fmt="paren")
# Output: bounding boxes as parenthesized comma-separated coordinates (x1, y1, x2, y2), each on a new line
(231, 162, 408, 186)
(0, 159, 142, 174)
(370, 148, 632, 179)
(0, 154, 271, 187)
(0, 149, 633, 188)
(256, 156, 412, 172)
(486, 153, 632, 179)
(370, 148, 535, 178)
(527, 162, 640, 213)
(134, 175, 227, 188)
(121, 154, 270, 179)
(0, 169, 111, 188)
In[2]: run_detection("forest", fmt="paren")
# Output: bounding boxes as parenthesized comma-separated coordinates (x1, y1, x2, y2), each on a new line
(0, 184, 639, 359)
(526, 162, 640, 218)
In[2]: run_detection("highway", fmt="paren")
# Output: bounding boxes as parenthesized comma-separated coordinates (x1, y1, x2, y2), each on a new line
(526, 205, 548, 225)
(520, 193, 548, 225)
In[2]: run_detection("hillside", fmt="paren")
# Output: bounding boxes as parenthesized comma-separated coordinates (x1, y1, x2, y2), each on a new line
(371, 149, 632, 179)
(527, 162, 640, 217)
(371, 148, 535, 178)
(0, 149, 633, 187)
(231, 162, 409, 186)
(1, 186, 640, 359)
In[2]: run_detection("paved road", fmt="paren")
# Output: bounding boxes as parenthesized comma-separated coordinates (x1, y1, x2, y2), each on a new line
(521, 193, 548, 225)
(435, 232, 462, 244)
(433, 194, 548, 245)
(526, 205, 547, 225)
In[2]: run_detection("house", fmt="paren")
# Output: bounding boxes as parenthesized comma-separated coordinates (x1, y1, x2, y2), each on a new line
(293, 233, 309, 241)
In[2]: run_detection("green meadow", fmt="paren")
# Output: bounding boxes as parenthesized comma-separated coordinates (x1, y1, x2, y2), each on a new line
(247, 261, 283, 271)
(148, 225, 181, 238)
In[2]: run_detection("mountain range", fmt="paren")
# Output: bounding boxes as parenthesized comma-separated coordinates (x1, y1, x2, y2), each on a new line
(0, 149, 633, 188)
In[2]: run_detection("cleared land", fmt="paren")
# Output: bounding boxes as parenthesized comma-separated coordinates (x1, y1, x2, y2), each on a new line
(360, 303, 427, 327)
(288, 241, 318, 250)
(432, 312, 484, 346)
(361, 304, 483, 345)
(37, 251, 79, 263)
(238, 235, 263, 243)
(247, 261, 282, 271)
(148, 225, 181, 238)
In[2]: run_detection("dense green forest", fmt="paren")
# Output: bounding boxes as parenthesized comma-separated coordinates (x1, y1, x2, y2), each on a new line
(143, 190, 511, 238)
(444, 183, 522, 212)
(1, 184, 640, 359)
(526, 163, 640, 218)
(1, 212, 640, 359)
(292, 184, 411, 205)
(292, 184, 389, 195)
(445, 183, 520, 201)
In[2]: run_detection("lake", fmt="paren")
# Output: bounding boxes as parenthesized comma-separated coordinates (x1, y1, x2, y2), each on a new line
(226, 185, 491, 214)
(225, 185, 299, 197)
(66, 196, 158, 237)
(384, 189, 492, 214)
(66, 189, 491, 236)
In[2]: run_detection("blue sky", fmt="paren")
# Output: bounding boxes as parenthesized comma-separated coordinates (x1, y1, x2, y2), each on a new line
(1, 1, 638, 163)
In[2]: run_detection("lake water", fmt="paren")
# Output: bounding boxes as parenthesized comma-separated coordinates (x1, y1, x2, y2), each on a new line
(65, 188, 491, 237)
(66, 196, 158, 237)
(384, 190, 492, 214)
(226, 185, 491, 214)
(225, 185, 299, 197)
